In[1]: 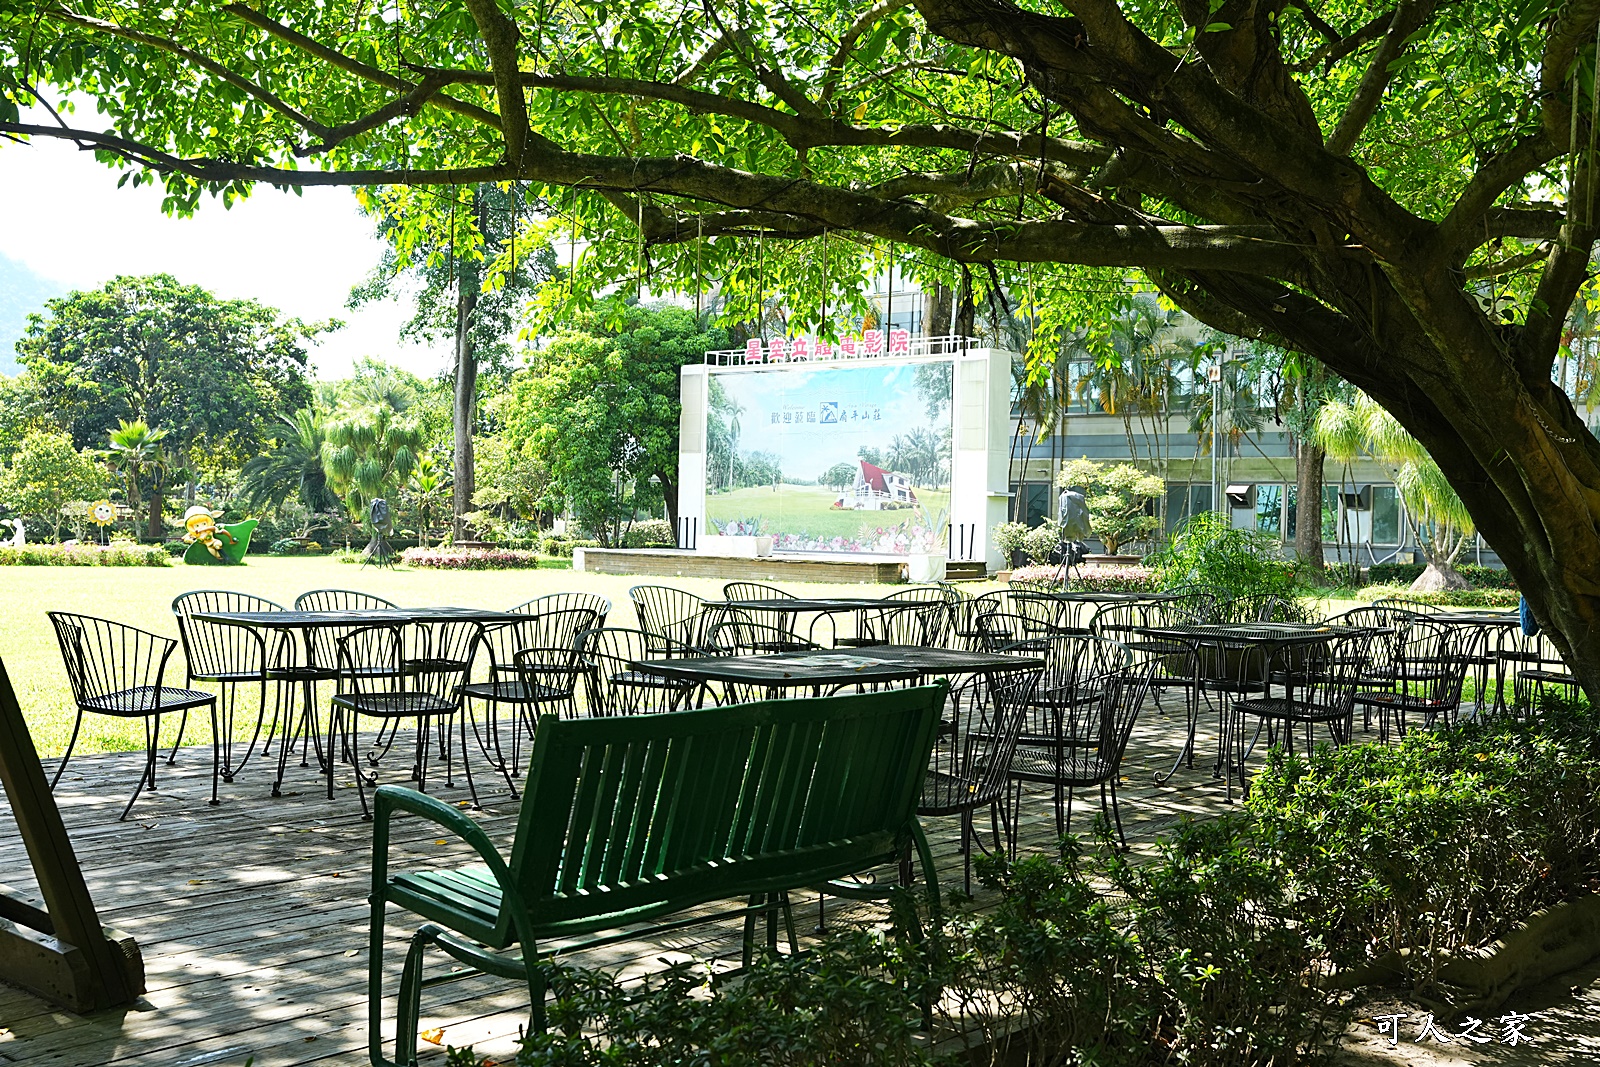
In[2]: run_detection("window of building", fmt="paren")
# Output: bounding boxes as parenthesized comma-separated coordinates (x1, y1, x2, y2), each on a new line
(1371, 485, 1401, 544)
(1165, 484, 1213, 532)
(1010, 482, 1052, 527)
(1255, 483, 1283, 536)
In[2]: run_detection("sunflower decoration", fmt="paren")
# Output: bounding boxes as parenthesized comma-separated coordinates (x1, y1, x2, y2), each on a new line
(88, 500, 117, 527)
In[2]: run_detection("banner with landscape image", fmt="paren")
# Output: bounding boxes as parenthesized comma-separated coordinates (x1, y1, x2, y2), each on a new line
(704, 360, 953, 554)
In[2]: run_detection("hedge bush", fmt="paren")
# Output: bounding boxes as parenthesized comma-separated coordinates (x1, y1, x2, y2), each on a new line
(1359, 584, 1520, 608)
(401, 547, 552, 570)
(540, 535, 603, 558)
(1009, 563, 1157, 592)
(620, 519, 675, 548)
(0, 544, 170, 567)
(1366, 561, 1517, 589)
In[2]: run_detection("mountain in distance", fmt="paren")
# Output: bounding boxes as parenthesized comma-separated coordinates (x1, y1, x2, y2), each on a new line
(0, 253, 66, 375)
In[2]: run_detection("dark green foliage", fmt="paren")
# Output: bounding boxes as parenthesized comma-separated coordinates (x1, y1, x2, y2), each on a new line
(16, 274, 315, 473)
(1245, 701, 1600, 990)
(446, 932, 938, 1067)
(1147, 511, 1295, 596)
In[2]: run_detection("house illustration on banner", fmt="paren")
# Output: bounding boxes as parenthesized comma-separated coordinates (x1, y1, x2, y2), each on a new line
(843, 459, 918, 511)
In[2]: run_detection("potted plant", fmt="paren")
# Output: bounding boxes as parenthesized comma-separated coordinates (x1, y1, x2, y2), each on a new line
(992, 521, 1030, 568)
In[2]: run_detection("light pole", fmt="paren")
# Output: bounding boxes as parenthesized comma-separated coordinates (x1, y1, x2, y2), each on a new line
(1208, 362, 1222, 516)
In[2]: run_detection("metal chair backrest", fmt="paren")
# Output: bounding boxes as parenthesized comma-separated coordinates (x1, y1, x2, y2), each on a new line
(878, 587, 955, 646)
(1293, 629, 1378, 717)
(1372, 595, 1443, 617)
(171, 590, 282, 681)
(474, 608, 600, 692)
(295, 589, 400, 613)
(336, 621, 479, 702)
(1088, 600, 1154, 643)
(512, 593, 611, 628)
(921, 667, 1040, 816)
(629, 585, 712, 649)
(706, 613, 805, 655)
(722, 582, 808, 641)
(502, 683, 947, 940)
(576, 627, 701, 717)
(1395, 618, 1471, 708)
(976, 611, 1044, 652)
(49, 612, 180, 709)
(1036, 634, 1134, 706)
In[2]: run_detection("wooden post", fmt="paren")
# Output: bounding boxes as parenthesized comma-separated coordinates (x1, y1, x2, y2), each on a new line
(0, 658, 144, 1011)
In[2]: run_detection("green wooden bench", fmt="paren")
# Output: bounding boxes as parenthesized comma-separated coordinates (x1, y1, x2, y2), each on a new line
(367, 682, 948, 1067)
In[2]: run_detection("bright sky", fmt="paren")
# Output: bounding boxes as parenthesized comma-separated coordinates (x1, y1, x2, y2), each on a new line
(0, 124, 453, 381)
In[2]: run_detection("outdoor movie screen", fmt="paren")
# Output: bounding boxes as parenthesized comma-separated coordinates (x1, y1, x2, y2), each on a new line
(705, 359, 953, 554)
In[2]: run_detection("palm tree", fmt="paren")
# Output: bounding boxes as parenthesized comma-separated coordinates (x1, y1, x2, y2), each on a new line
(407, 454, 450, 547)
(107, 419, 168, 540)
(239, 407, 341, 515)
(1312, 393, 1475, 589)
(321, 405, 423, 553)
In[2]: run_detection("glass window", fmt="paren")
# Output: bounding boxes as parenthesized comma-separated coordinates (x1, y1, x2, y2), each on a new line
(1010, 483, 1053, 527)
(1165, 484, 1214, 532)
(1322, 486, 1340, 541)
(1371, 485, 1401, 544)
(1255, 484, 1283, 536)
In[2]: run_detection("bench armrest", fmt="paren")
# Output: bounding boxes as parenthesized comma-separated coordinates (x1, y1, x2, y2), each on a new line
(370, 784, 515, 897)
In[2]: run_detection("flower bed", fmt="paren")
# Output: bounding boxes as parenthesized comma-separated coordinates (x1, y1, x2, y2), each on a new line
(0, 544, 171, 567)
(401, 547, 552, 570)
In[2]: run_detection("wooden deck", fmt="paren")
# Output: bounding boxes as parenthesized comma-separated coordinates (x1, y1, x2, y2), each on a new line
(0, 697, 1236, 1067)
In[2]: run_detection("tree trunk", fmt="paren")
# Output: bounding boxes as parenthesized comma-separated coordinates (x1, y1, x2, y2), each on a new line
(922, 282, 953, 337)
(1293, 436, 1325, 576)
(147, 471, 164, 541)
(658, 470, 679, 539)
(452, 193, 484, 543)
(1410, 562, 1469, 592)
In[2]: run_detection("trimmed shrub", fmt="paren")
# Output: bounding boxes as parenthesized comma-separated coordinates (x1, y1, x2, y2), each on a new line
(1009, 563, 1157, 592)
(1358, 584, 1520, 608)
(540, 536, 602, 558)
(1366, 562, 1518, 590)
(620, 519, 675, 548)
(0, 544, 170, 567)
(268, 538, 306, 556)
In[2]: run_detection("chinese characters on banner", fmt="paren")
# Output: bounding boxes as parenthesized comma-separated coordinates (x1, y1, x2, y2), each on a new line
(770, 404, 883, 426)
(743, 329, 911, 364)
(1373, 1011, 1534, 1048)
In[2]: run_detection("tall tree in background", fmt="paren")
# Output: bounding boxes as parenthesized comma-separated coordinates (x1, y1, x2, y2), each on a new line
(0, 430, 106, 542)
(16, 4, 1600, 691)
(499, 302, 727, 539)
(350, 185, 555, 541)
(106, 419, 167, 539)
(16, 275, 316, 510)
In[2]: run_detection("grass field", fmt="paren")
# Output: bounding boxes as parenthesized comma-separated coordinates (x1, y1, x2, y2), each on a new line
(1, 556, 975, 757)
(707, 483, 952, 544)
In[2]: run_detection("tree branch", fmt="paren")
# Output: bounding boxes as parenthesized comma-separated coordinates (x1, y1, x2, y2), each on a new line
(1523, 224, 1598, 377)
(461, 0, 531, 164)
(819, 0, 915, 103)
(1325, 2, 1438, 156)
(220, 4, 502, 132)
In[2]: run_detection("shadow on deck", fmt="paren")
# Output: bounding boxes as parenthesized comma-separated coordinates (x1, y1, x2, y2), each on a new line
(0, 696, 1235, 1067)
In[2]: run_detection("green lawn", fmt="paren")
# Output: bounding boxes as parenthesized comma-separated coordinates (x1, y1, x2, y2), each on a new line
(2, 556, 982, 757)
(707, 483, 952, 543)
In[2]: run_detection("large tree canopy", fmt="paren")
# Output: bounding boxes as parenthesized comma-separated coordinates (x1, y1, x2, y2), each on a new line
(5, 1, 1600, 691)
(16, 274, 316, 472)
